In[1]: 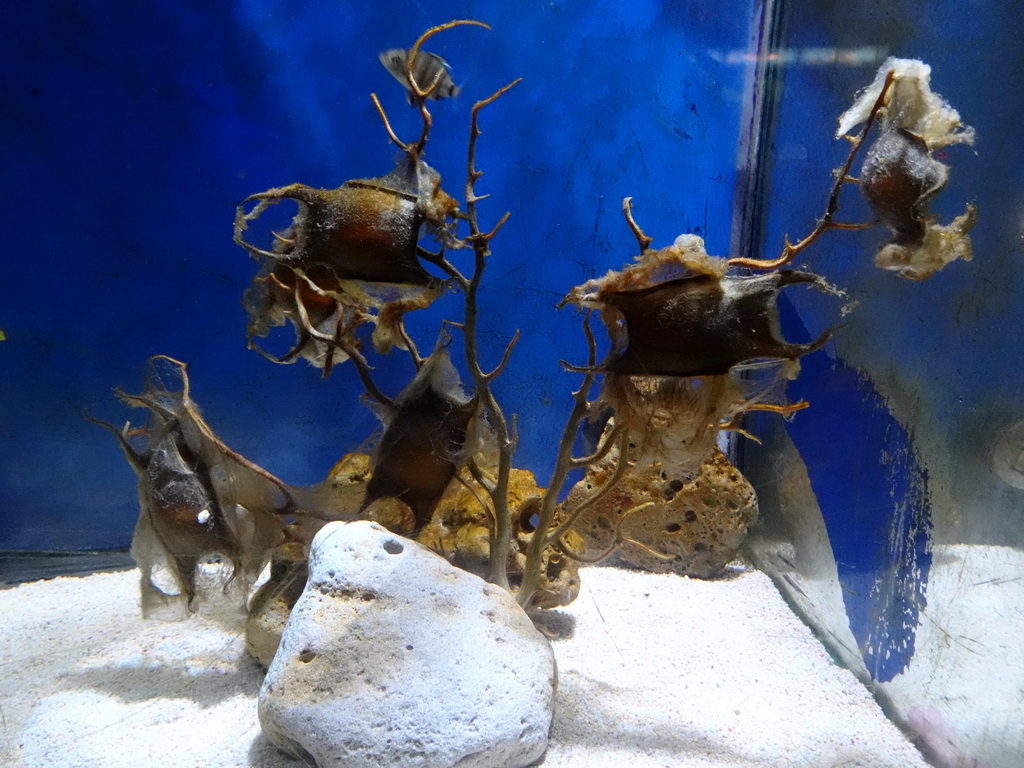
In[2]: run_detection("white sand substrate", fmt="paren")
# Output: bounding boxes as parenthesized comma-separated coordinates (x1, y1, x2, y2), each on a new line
(0, 565, 927, 768)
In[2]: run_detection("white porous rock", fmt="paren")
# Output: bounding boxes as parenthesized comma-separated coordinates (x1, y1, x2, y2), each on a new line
(258, 520, 556, 768)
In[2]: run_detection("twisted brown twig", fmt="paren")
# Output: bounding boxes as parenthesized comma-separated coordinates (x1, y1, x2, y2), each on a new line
(728, 69, 895, 270)
(451, 78, 523, 589)
(516, 312, 629, 608)
(623, 196, 654, 255)
(290, 278, 394, 408)
(370, 20, 491, 161)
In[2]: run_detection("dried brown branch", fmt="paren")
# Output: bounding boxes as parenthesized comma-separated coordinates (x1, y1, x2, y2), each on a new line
(480, 210, 512, 243)
(373, 21, 492, 161)
(412, 98, 434, 157)
(466, 457, 497, 495)
(557, 500, 657, 564)
(728, 69, 895, 270)
(746, 400, 810, 417)
(466, 79, 522, 236)
(718, 399, 810, 443)
(342, 343, 394, 409)
(623, 196, 654, 254)
(320, 310, 346, 379)
(482, 329, 520, 382)
(432, 254, 470, 286)
(544, 429, 629, 549)
(404, 20, 492, 156)
(397, 320, 425, 370)
(437, 72, 522, 590)
(369, 93, 409, 152)
(454, 469, 496, 530)
(570, 421, 624, 468)
(290, 281, 395, 408)
(516, 312, 607, 608)
(828, 220, 877, 230)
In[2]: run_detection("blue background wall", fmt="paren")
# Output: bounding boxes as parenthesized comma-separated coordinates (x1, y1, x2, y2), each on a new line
(1, 0, 758, 550)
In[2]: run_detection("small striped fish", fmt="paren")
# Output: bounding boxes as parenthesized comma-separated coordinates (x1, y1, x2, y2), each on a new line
(379, 48, 459, 101)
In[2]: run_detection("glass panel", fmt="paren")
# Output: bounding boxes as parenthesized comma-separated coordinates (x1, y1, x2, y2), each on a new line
(741, 3, 1024, 766)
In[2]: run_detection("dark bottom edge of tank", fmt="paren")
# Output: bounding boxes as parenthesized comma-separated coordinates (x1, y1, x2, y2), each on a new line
(0, 549, 134, 586)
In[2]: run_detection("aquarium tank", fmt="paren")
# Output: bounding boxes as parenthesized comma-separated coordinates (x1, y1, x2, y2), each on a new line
(2, 1, 1021, 767)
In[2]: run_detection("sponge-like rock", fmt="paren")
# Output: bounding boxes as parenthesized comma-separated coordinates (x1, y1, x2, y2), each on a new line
(258, 521, 556, 767)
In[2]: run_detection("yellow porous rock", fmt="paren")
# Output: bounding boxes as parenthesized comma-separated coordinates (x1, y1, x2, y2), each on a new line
(418, 466, 581, 609)
(565, 446, 757, 578)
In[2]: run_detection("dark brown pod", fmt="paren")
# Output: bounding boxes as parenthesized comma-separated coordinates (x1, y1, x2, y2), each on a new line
(603, 269, 834, 377)
(860, 127, 948, 245)
(93, 356, 295, 618)
(238, 178, 436, 287)
(135, 433, 235, 605)
(362, 346, 478, 530)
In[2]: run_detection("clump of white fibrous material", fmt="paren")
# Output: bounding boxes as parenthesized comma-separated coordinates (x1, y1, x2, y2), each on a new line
(839, 58, 976, 281)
